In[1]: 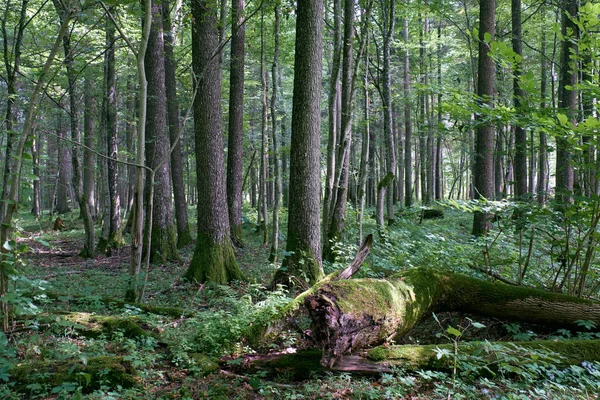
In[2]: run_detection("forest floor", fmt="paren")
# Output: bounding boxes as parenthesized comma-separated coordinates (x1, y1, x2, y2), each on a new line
(3, 207, 600, 399)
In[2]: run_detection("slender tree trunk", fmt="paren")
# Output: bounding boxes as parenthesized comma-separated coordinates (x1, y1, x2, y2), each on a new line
(403, 18, 412, 208)
(55, 120, 71, 214)
(227, 0, 245, 248)
(472, 0, 496, 236)
(52, 0, 95, 257)
(538, 31, 548, 203)
(269, 4, 282, 263)
(358, 42, 370, 242)
(163, 0, 191, 248)
(323, 0, 342, 245)
(31, 136, 40, 216)
(83, 72, 96, 222)
(382, 0, 396, 224)
(259, 11, 269, 247)
(274, 0, 324, 287)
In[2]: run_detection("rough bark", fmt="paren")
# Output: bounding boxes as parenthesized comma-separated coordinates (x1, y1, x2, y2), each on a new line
(184, 0, 244, 284)
(382, 0, 396, 224)
(273, 0, 324, 287)
(259, 11, 269, 247)
(305, 267, 600, 366)
(163, 0, 192, 248)
(471, 0, 495, 236)
(83, 71, 96, 222)
(537, 31, 548, 203)
(144, 0, 178, 263)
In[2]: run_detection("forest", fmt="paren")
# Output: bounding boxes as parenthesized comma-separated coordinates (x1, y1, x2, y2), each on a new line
(1, 0, 600, 398)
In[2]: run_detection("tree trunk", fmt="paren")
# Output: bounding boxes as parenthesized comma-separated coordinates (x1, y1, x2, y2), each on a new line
(403, 18, 412, 208)
(305, 267, 600, 366)
(512, 0, 527, 200)
(471, 0, 495, 236)
(269, 4, 282, 263)
(554, 0, 578, 203)
(273, 0, 324, 287)
(144, 0, 179, 263)
(184, 0, 244, 284)
(53, 0, 95, 257)
(259, 11, 269, 247)
(324, 0, 355, 261)
(382, 0, 396, 224)
(538, 31, 548, 204)
(83, 71, 96, 222)
(227, 0, 245, 248)
(227, 0, 246, 246)
(163, 0, 191, 248)
(55, 120, 71, 214)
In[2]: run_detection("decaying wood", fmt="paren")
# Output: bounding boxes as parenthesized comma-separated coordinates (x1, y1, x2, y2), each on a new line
(335, 234, 373, 280)
(305, 268, 600, 366)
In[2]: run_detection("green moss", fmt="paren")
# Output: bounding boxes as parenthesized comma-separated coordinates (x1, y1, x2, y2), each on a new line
(377, 172, 395, 190)
(184, 233, 245, 284)
(190, 353, 219, 376)
(50, 312, 150, 338)
(150, 223, 179, 263)
(9, 356, 137, 393)
(367, 339, 600, 371)
(177, 226, 193, 248)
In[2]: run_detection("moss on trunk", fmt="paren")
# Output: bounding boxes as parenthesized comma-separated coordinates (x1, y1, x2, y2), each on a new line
(38, 312, 151, 338)
(367, 339, 600, 371)
(184, 233, 244, 284)
(306, 267, 600, 363)
(150, 223, 179, 263)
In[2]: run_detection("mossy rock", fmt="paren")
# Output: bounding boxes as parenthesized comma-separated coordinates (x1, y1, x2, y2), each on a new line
(9, 356, 137, 393)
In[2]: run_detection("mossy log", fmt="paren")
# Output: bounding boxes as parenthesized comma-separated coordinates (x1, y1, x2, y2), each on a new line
(9, 356, 137, 393)
(305, 268, 600, 365)
(367, 339, 600, 371)
(37, 312, 151, 338)
(235, 339, 600, 377)
(37, 290, 193, 317)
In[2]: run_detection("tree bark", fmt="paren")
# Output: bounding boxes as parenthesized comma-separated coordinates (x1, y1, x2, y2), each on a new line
(227, 0, 245, 248)
(512, 0, 527, 200)
(144, 0, 178, 263)
(273, 0, 324, 287)
(403, 18, 412, 208)
(305, 267, 600, 366)
(184, 0, 244, 284)
(471, 0, 495, 236)
(83, 71, 96, 222)
(554, 0, 578, 203)
(162, 0, 192, 248)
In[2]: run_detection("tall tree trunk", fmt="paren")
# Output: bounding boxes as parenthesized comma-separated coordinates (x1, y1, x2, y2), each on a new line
(184, 0, 244, 284)
(273, 0, 324, 287)
(382, 0, 396, 224)
(144, 0, 178, 263)
(269, 4, 282, 263)
(162, 0, 191, 248)
(555, 0, 578, 203)
(53, 0, 95, 257)
(358, 42, 370, 243)
(512, 0, 527, 200)
(98, 10, 123, 252)
(323, 0, 343, 246)
(55, 120, 71, 214)
(31, 136, 40, 216)
(259, 11, 269, 247)
(324, 0, 356, 261)
(403, 18, 413, 208)
(227, 0, 245, 248)
(472, 0, 496, 236)
(538, 31, 548, 203)
(83, 71, 96, 222)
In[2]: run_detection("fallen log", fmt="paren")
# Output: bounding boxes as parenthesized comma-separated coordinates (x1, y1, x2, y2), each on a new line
(230, 339, 600, 378)
(9, 356, 137, 393)
(305, 268, 600, 366)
